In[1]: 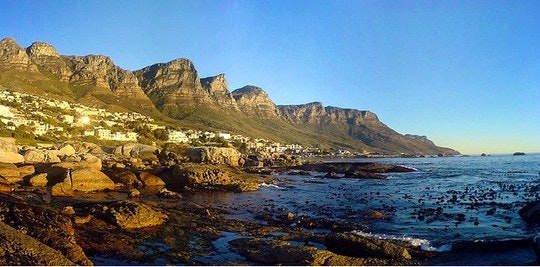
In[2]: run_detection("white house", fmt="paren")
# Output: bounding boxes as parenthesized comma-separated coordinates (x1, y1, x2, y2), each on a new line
(168, 130, 189, 143)
(0, 105, 14, 118)
(217, 132, 231, 140)
(95, 128, 113, 140)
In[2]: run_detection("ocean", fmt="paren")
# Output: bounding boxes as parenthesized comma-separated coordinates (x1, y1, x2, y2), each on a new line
(186, 153, 540, 265)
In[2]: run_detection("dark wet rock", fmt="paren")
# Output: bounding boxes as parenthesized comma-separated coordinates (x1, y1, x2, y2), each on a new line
(513, 152, 526, 156)
(325, 233, 412, 261)
(287, 170, 312, 176)
(87, 200, 168, 229)
(344, 170, 386, 179)
(365, 211, 388, 219)
(300, 162, 414, 179)
(518, 201, 540, 223)
(0, 194, 92, 265)
(324, 171, 339, 178)
(0, 221, 75, 265)
(229, 237, 389, 265)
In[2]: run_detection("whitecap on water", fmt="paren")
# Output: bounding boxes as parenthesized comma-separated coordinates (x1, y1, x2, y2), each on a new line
(351, 230, 452, 252)
(260, 183, 286, 190)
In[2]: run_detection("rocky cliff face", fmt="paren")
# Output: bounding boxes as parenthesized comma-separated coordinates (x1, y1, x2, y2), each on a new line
(0, 38, 155, 109)
(0, 38, 37, 71)
(278, 103, 458, 155)
(232, 86, 280, 119)
(134, 59, 213, 116)
(201, 74, 239, 111)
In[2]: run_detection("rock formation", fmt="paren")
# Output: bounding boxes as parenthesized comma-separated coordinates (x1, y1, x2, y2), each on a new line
(232, 85, 281, 118)
(134, 58, 213, 115)
(201, 73, 240, 111)
(87, 201, 168, 229)
(0, 38, 36, 71)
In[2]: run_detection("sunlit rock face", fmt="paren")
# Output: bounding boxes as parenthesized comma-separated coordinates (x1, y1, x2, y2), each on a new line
(232, 85, 281, 119)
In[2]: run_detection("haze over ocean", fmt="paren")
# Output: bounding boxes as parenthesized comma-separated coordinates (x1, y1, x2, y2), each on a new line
(1, 0, 538, 154)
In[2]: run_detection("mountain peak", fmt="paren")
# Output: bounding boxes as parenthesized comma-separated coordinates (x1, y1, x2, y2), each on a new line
(232, 85, 279, 118)
(0, 37, 35, 70)
(26, 42, 59, 57)
(201, 74, 239, 111)
(0, 37, 18, 46)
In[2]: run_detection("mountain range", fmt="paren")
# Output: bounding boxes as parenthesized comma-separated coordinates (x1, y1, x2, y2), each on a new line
(0, 37, 458, 155)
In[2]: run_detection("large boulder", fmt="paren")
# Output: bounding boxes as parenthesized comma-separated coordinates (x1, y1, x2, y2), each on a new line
(165, 163, 260, 192)
(22, 149, 46, 164)
(66, 141, 106, 154)
(46, 154, 102, 184)
(109, 170, 143, 188)
(185, 147, 242, 167)
(324, 233, 412, 261)
(114, 143, 158, 159)
(138, 171, 165, 187)
(0, 163, 21, 184)
(0, 137, 24, 164)
(28, 173, 48, 187)
(57, 144, 76, 156)
(43, 150, 61, 163)
(51, 167, 116, 196)
(87, 201, 167, 229)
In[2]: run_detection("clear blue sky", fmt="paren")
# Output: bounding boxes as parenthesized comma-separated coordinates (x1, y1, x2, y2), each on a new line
(1, 0, 539, 154)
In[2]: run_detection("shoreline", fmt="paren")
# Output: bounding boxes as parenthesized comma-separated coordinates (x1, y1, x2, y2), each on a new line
(0, 137, 539, 265)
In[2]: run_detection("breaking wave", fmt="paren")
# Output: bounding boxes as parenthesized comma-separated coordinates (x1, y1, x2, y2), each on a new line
(351, 230, 452, 252)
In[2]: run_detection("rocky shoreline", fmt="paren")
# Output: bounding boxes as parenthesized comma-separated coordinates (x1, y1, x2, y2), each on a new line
(0, 137, 538, 265)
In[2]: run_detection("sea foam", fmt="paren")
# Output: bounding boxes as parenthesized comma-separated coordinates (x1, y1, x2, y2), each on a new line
(260, 183, 286, 190)
(351, 230, 452, 252)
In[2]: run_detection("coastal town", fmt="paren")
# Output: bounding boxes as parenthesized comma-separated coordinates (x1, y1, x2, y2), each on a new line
(0, 90, 350, 157)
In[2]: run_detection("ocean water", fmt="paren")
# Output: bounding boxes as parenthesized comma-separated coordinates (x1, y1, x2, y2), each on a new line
(185, 154, 540, 264)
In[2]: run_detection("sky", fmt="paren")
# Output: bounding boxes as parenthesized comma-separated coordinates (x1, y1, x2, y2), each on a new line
(1, 0, 539, 154)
